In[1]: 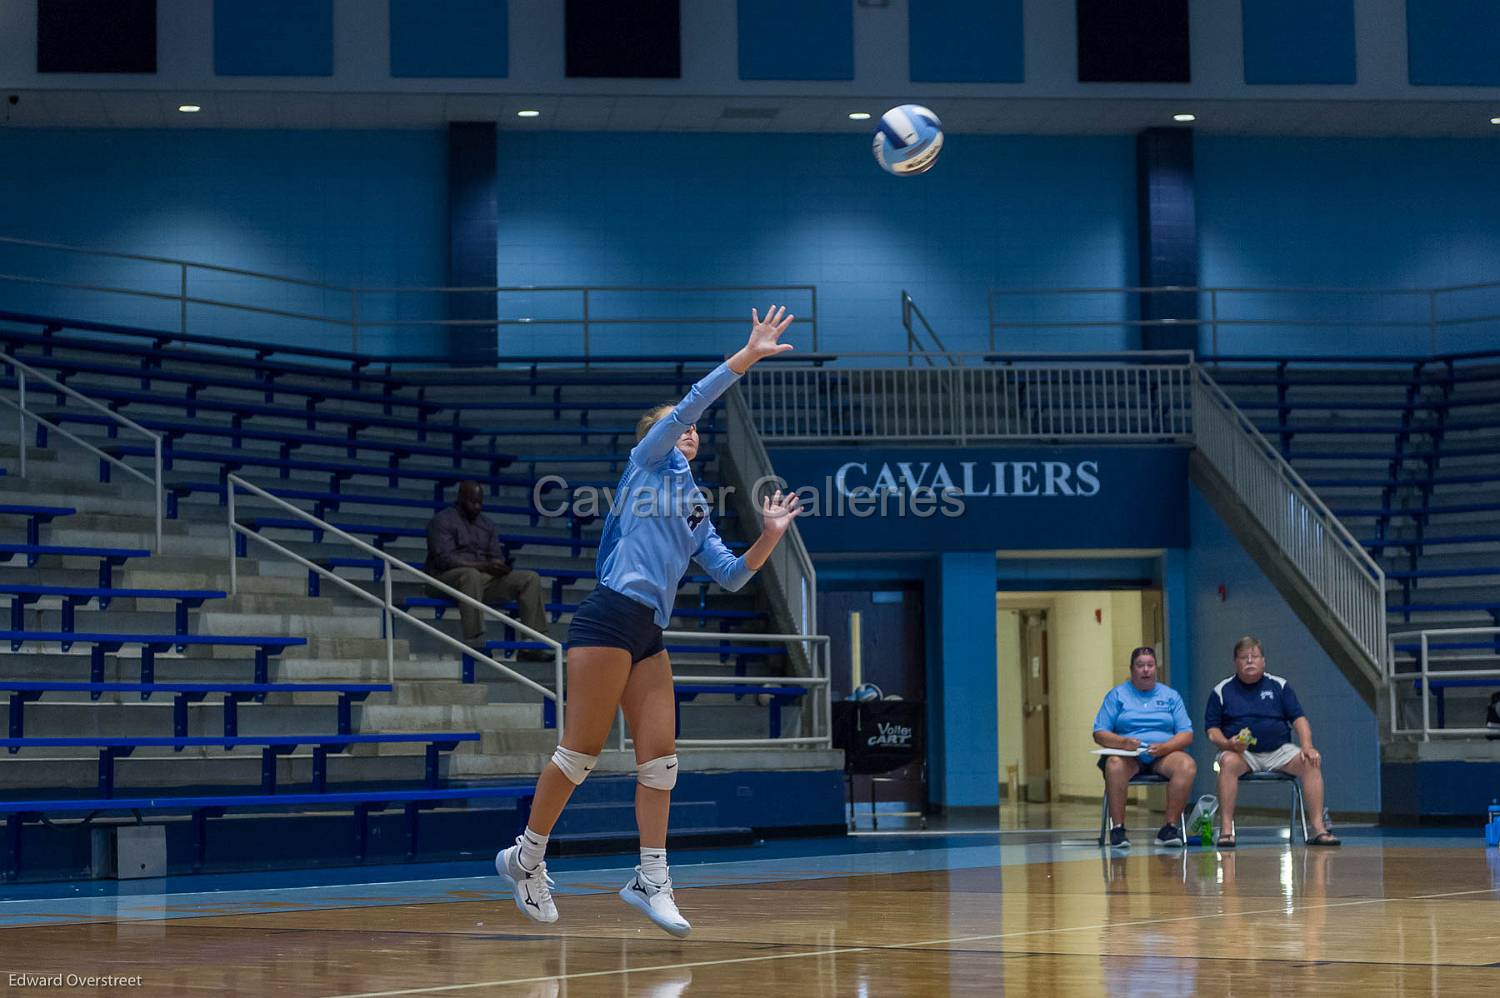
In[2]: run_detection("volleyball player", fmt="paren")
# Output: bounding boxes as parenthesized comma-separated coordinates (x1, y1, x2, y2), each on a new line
(497, 306, 802, 936)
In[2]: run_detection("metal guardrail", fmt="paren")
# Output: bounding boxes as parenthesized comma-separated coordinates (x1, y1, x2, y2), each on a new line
(1386, 627, 1500, 740)
(742, 356, 1197, 444)
(617, 632, 833, 751)
(1192, 369, 1387, 674)
(0, 350, 163, 551)
(900, 290, 956, 368)
(0, 235, 818, 357)
(225, 474, 564, 736)
(988, 283, 1500, 355)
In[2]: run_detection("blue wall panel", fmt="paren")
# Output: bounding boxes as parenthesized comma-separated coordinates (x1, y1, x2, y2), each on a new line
(737, 0, 853, 81)
(390, 0, 508, 78)
(1242, 0, 1355, 85)
(1196, 136, 1500, 355)
(215, 0, 334, 77)
(764, 446, 1189, 552)
(934, 551, 999, 808)
(0, 129, 448, 355)
(1407, 0, 1500, 86)
(1186, 487, 1379, 813)
(496, 131, 1137, 356)
(909, 0, 1023, 83)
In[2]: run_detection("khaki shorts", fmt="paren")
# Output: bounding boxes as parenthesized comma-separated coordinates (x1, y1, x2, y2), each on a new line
(1217, 742, 1301, 772)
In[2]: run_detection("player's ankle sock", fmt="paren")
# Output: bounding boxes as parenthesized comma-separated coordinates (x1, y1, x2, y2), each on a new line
(640, 847, 668, 886)
(518, 827, 549, 870)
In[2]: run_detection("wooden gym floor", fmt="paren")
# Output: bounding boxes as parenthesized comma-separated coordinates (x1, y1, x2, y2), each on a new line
(2, 804, 1498, 996)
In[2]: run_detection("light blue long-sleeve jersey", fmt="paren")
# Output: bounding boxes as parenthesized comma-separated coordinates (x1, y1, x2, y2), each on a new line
(596, 362, 755, 627)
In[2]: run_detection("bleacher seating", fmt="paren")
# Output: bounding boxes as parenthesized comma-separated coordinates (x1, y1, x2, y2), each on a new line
(1208, 350, 1500, 730)
(0, 309, 811, 878)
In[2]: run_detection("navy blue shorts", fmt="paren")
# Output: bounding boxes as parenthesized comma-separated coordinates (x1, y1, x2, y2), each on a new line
(566, 585, 665, 663)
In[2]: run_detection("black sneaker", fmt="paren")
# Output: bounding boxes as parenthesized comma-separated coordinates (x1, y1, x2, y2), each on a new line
(1155, 823, 1184, 847)
(1109, 825, 1130, 850)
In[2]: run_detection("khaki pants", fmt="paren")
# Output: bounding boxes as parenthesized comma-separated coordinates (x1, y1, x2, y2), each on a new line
(429, 567, 546, 644)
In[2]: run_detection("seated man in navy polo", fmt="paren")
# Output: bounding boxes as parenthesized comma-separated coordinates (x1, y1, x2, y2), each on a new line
(1205, 635, 1340, 848)
(1092, 646, 1196, 849)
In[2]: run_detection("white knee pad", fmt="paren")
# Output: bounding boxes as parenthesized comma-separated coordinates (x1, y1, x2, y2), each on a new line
(637, 754, 679, 791)
(550, 745, 598, 786)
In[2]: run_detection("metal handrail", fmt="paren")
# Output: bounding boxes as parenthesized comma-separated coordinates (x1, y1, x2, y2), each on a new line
(0, 351, 163, 551)
(900, 291, 956, 368)
(225, 474, 564, 736)
(987, 282, 1500, 355)
(0, 236, 818, 356)
(1192, 366, 1386, 673)
(1385, 627, 1500, 740)
(617, 631, 833, 751)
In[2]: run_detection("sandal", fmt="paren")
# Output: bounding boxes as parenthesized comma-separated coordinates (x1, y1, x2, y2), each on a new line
(1308, 831, 1341, 847)
(1215, 834, 1237, 849)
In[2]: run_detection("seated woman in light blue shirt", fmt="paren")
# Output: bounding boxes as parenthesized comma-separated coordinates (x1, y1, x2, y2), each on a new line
(496, 305, 803, 938)
(1092, 646, 1196, 849)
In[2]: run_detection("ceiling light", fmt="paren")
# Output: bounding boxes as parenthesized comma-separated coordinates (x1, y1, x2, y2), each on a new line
(516, 109, 540, 118)
(1491, 116, 1500, 125)
(1173, 113, 1196, 123)
(848, 112, 872, 121)
(178, 104, 201, 113)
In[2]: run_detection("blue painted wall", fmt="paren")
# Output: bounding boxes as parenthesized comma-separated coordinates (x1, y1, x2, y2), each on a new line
(0, 129, 448, 355)
(495, 131, 1138, 357)
(390, 0, 509, 78)
(1185, 485, 1380, 814)
(1242, 0, 1356, 85)
(909, 0, 1024, 83)
(738, 0, 852, 81)
(1406, 0, 1500, 86)
(214, 0, 335, 77)
(1196, 136, 1500, 355)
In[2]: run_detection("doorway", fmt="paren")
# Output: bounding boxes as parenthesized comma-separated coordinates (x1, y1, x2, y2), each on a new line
(823, 584, 927, 814)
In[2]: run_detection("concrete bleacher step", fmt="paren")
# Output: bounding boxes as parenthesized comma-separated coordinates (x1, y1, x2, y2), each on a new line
(193, 609, 383, 639)
(358, 702, 542, 731)
(16, 701, 348, 738)
(0, 751, 435, 793)
(273, 656, 461, 683)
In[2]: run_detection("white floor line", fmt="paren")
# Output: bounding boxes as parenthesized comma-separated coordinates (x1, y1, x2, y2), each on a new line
(313, 887, 1500, 998)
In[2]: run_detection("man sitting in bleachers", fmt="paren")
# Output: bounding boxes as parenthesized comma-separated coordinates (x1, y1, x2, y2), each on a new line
(1205, 635, 1341, 847)
(425, 481, 551, 661)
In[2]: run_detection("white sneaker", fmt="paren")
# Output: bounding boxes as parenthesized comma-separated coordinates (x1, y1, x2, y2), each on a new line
(619, 867, 691, 938)
(496, 839, 558, 924)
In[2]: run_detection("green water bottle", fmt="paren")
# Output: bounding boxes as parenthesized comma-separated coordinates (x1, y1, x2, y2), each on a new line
(1197, 815, 1212, 847)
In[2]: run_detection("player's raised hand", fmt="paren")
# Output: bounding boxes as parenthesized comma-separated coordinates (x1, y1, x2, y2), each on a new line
(747, 305, 795, 358)
(760, 488, 802, 535)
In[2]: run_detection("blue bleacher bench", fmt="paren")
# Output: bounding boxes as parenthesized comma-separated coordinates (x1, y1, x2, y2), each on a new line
(2, 680, 390, 739)
(1406, 677, 1498, 729)
(673, 683, 808, 739)
(0, 731, 480, 796)
(100, 442, 513, 494)
(245, 516, 598, 558)
(0, 504, 76, 546)
(0, 584, 225, 634)
(0, 630, 305, 685)
(37, 409, 483, 472)
(0, 783, 534, 877)
(0, 544, 149, 588)
(6, 349, 436, 420)
(401, 594, 762, 628)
